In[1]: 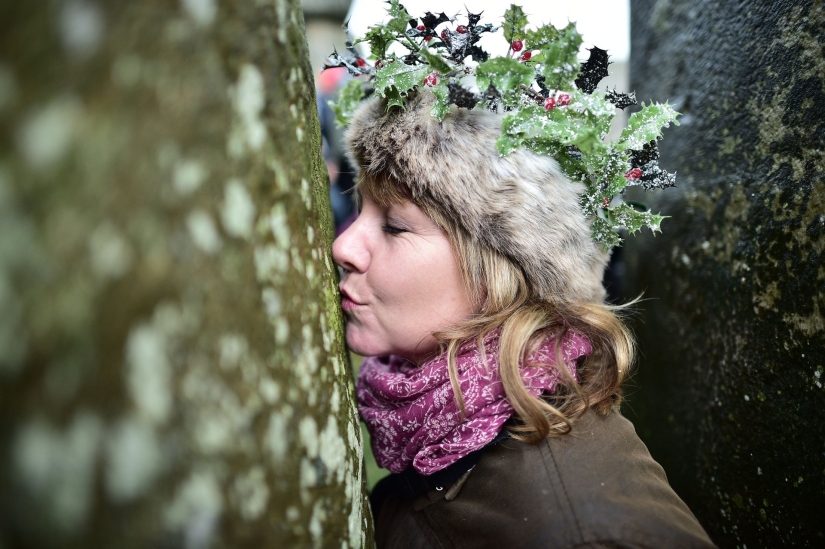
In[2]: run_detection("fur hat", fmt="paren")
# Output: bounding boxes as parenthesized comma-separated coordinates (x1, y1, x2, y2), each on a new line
(344, 91, 609, 304)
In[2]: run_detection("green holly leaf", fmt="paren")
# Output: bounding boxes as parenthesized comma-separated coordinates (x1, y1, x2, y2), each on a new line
(374, 62, 431, 106)
(329, 79, 365, 126)
(617, 102, 680, 151)
(555, 148, 589, 184)
(430, 79, 450, 120)
(536, 22, 582, 88)
(476, 57, 534, 96)
(609, 203, 666, 235)
(356, 25, 396, 59)
(502, 4, 529, 43)
(590, 216, 623, 249)
(385, 0, 412, 34)
(419, 46, 452, 73)
(525, 24, 561, 49)
(566, 90, 614, 138)
(501, 103, 602, 155)
(384, 85, 404, 110)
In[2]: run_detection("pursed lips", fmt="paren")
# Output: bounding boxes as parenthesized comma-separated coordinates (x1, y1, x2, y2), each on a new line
(339, 285, 364, 310)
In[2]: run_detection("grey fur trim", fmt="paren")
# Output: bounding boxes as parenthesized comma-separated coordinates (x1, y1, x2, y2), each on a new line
(344, 92, 608, 304)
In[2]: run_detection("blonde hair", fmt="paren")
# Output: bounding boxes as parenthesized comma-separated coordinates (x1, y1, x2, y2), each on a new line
(356, 173, 635, 442)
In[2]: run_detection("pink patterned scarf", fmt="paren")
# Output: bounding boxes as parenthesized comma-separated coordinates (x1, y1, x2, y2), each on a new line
(356, 330, 592, 475)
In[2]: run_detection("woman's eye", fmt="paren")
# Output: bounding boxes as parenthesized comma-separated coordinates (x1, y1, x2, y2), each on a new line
(381, 224, 407, 236)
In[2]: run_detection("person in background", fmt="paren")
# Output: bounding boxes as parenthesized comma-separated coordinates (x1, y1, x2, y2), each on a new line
(316, 67, 357, 234)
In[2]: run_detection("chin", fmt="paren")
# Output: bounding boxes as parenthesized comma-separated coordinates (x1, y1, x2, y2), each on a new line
(345, 327, 384, 358)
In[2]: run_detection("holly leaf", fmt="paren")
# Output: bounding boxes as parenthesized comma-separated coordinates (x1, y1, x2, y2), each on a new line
(419, 46, 452, 73)
(524, 24, 561, 49)
(502, 4, 529, 43)
(356, 25, 396, 59)
(608, 203, 666, 236)
(605, 87, 638, 109)
(499, 103, 601, 155)
(385, 0, 412, 33)
(565, 89, 615, 139)
(430, 79, 451, 120)
(421, 11, 450, 30)
(329, 79, 365, 126)
(628, 141, 677, 191)
(536, 22, 582, 88)
(374, 62, 431, 103)
(448, 82, 481, 109)
(617, 102, 680, 151)
(590, 216, 623, 248)
(323, 48, 370, 77)
(475, 57, 533, 95)
(383, 85, 405, 110)
(574, 47, 610, 94)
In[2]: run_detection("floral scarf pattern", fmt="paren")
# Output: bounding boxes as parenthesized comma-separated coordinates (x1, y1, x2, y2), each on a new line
(356, 330, 592, 475)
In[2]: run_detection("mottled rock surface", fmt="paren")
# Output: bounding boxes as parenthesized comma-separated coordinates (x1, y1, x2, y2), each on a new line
(624, 1, 824, 547)
(0, 1, 372, 547)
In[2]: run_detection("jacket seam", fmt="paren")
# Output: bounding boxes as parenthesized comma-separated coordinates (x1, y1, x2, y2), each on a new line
(542, 437, 586, 544)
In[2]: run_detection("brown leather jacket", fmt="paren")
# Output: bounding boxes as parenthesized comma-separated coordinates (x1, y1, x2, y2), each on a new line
(372, 410, 716, 549)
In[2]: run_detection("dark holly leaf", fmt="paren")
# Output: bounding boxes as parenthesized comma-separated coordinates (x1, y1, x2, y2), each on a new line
(472, 23, 497, 35)
(467, 45, 489, 62)
(535, 75, 550, 98)
(422, 11, 450, 29)
(408, 18, 418, 28)
(468, 11, 482, 26)
(575, 47, 610, 94)
(628, 141, 677, 191)
(401, 53, 421, 65)
(605, 87, 638, 110)
(323, 48, 370, 77)
(448, 82, 481, 109)
(628, 140, 658, 168)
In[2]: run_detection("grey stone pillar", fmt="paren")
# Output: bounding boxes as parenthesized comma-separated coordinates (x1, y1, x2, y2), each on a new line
(0, 1, 372, 547)
(624, 1, 824, 546)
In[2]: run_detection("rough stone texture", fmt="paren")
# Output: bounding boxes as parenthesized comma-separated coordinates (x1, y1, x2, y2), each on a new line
(0, 1, 372, 548)
(624, 1, 824, 547)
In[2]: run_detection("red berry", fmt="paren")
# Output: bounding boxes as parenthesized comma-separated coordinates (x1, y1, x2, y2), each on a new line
(602, 196, 611, 208)
(456, 25, 468, 34)
(423, 71, 439, 87)
(557, 93, 571, 106)
(425, 36, 433, 41)
(441, 30, 450, 42)
(375, 59, 384, 69)
(417, 24, 425, 31)
(520, 51, 532, 61)
(511, 40, 524, 52)
(356, 58, 367, 67)
(626, 167, 643, 180)
(543, 97, 556, 110)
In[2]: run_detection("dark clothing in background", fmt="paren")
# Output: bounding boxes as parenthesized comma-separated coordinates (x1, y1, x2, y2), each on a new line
(372, 409, 716, 549)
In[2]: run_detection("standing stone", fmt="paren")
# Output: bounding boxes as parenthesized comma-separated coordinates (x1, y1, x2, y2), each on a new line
(0, 1, 372, 547)
(625, 1, 824, 547)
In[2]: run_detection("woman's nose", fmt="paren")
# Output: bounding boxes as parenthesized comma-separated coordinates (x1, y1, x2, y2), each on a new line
(332, 216, 369, 274)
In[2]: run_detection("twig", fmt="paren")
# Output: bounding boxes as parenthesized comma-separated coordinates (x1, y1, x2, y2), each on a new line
(519, 84, 544, 104)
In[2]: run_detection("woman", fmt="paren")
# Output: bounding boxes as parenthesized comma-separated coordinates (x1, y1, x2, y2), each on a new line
(332, 91, 716, 549)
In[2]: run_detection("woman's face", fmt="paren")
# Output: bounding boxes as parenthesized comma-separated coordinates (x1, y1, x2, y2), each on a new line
(332, 194, 474, 362)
